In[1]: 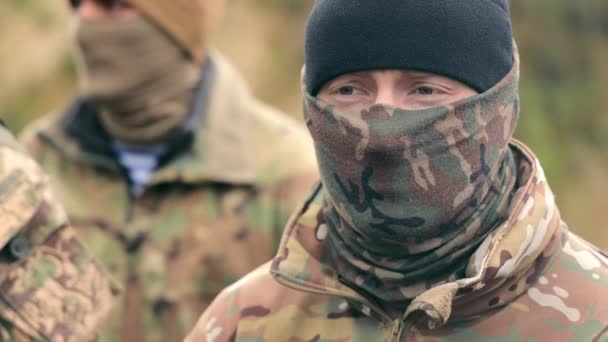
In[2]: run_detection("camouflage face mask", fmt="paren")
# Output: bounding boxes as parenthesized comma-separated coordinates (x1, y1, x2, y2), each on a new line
(304, 60, 520, 313)
(74, 16, 200, 144)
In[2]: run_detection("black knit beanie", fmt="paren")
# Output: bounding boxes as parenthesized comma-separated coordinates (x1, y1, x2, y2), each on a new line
(305, 0, 514, 95)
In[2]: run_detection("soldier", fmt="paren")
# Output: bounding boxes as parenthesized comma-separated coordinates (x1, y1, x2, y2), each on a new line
(187, 0, 608, 341)
(0, 123, 119, 341)
(19, 0, 317, 341)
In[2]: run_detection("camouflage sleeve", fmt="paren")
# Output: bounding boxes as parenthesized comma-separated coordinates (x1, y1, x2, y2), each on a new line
(185, 263, 278, 342)
(184, 293, 230, 342)
(0, 129, 120, 341)
(185, 276, 250, 342)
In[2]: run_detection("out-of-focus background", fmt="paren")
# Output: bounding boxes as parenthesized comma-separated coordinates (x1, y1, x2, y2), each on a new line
(1, 0, 607, 248)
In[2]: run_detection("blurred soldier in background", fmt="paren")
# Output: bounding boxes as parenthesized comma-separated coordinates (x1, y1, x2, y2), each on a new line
(0, 123, 118, 341)
(187, 0, 608, 341)
(19, 0, 317, 340)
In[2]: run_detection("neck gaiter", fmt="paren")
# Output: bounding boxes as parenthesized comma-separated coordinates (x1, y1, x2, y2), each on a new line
(74, 16, 200, 144)
(304, 61, 520, 314)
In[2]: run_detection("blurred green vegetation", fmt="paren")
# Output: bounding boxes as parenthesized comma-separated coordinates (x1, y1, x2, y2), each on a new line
(0, 0, 606, 248)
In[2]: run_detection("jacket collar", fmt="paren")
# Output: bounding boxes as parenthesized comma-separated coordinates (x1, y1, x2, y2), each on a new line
(38, 51, 256, 186)
(271, 140, 565, 328)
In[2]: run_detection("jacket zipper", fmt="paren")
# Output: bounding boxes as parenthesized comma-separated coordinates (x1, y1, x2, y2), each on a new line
(391, 313, 415, 342)
(273, 271, 415, 342)
(273, 273, 393, 322)
(274, 272, 423, 341)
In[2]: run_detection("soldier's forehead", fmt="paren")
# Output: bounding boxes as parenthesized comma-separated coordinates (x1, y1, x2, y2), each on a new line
(329, 69, 462, 83)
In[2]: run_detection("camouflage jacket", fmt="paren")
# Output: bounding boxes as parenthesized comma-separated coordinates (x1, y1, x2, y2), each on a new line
(19, 52, 318, 341)
(187, 141, 608, 342)
(0, 125, 118, 341)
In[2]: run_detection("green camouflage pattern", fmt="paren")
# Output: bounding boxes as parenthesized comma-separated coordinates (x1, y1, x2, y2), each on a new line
(19, 52, 318, 341)
(186, 141, 608, 342)
(303, 53, 520, 313)
(0, 125, 119, 341)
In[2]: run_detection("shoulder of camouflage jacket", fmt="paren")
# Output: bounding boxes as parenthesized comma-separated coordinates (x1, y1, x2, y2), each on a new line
(184, 186, 365, 342)
(19, 52, 319, 191)
(184, 262, 305, 342)
(186, 230, 608, 342)
(0, 125, 52, 250)
(0, 126, 120, 341)
(424, 230, 608, 342)
(209, 51, 319, 188)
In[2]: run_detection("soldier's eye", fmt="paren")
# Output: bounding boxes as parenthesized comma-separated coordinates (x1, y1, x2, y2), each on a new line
(338, 86, 355, 95)
(416, 87, 435, 95)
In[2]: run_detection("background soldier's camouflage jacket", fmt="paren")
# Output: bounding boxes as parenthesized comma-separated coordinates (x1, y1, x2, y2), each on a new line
(19, 52, 318, 341)
(0, 125, 118, 341)
(187, 141, 608, 342)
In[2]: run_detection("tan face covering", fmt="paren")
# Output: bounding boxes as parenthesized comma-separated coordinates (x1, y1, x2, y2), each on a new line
(74, 16, 200, 144)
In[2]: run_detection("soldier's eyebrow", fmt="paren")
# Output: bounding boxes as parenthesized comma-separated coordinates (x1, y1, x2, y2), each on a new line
(344, 71, 375, 80)
(402, 71, 464, 89)
(329, 72, 373, 86)
(405, 70, 438, 79)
